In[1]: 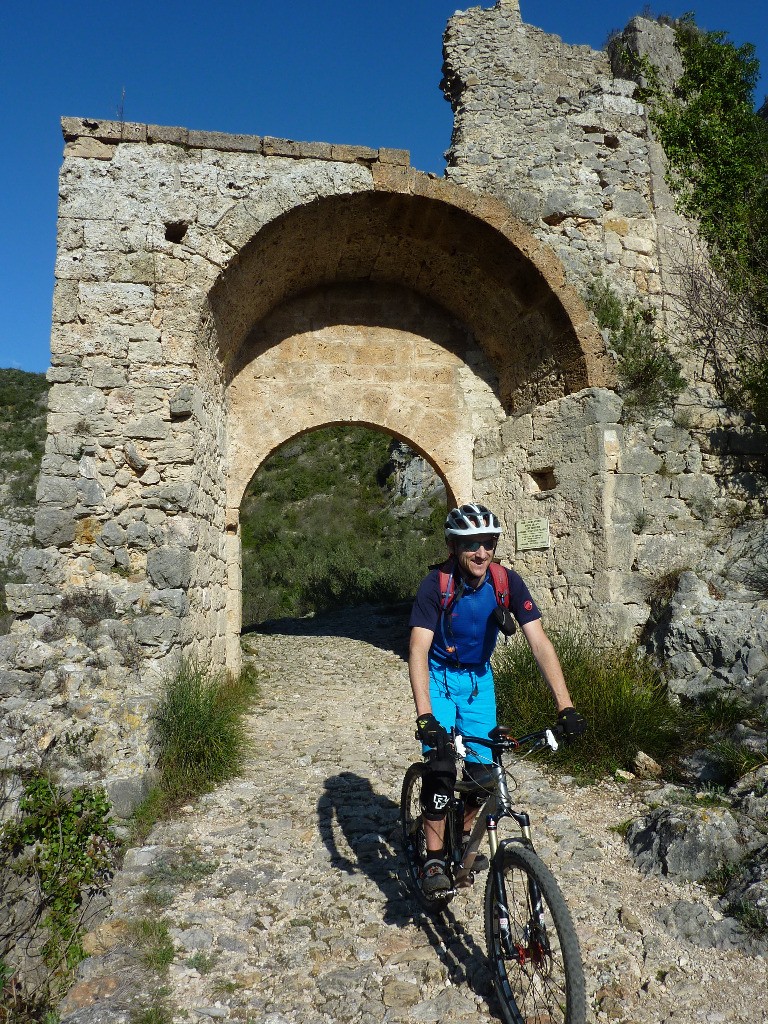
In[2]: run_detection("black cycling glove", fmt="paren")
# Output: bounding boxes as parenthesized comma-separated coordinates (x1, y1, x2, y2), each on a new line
(415, 713, 451, 758)
(557, 706, 587, 739)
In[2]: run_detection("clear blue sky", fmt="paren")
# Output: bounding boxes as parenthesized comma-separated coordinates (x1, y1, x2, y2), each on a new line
(1, 0, 765, 374)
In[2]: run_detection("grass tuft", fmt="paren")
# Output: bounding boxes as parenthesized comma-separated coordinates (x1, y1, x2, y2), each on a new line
(493, 627, 685, 778)
(151, 659, 259, 802)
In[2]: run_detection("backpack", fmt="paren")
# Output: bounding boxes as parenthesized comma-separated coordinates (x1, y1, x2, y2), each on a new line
(436, 558, 513, 656)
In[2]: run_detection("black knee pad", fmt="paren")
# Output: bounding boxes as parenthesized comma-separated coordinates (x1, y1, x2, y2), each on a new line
(421, 755, 457, 820)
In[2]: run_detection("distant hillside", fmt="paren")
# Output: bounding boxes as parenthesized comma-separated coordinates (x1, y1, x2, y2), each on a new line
(240, 426, 446, 626)
(0, 368, 49, 631)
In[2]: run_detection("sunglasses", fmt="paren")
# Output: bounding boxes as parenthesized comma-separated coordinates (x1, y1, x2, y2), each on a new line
(457, 537, 498, 552)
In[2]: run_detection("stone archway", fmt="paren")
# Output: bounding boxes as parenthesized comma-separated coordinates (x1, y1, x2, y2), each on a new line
(209, 182, 611, 669)
(6, 124, 613, 792)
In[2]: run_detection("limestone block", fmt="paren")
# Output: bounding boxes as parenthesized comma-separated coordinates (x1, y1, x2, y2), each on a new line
(114, 253, 156, 285)
(133, 614, 182, 650)
(146, 124, 190, 145)
(91, 365, 128, 389)
(331, 142, 378, 161)
(143, 481, 193, 509)
(19, 549, 66, 586)
(126, 522, 151, 549)
(61, 117, 146, 142)
(47, 384, 106, 418)
(169, 384, 195, 419)
(124, 442, 149, 475)
(473, 456, 500, 481)
(371, 163, 415, 192)
(106, 775, 153, 818)
(610, 190, 650, 218)
(297, 141, 334, 160)
(5, 584, 62, 617)
(377, 148, 410, 166)
(100, 521, 127, 549)
(147, 546, 193, 589)
(606, 474, 643, 524)
(128, 336, 163, 362)
(36, 476, 78, 507)
(125, 416, 170, 441)
(76, 478, 107, 508)
(621, 445, 662, 475)
(77, 282, 154, 325)
(166, 516, 200, 549)
(64, 138, 116, 160)
(148, 589, 189, 617)
(188, 129, 262, 152)
(501, 413, 533, 447)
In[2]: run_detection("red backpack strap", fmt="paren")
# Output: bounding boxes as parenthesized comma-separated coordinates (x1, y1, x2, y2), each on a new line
(489, 561, 510, 608)
(437, 558, 457, 611)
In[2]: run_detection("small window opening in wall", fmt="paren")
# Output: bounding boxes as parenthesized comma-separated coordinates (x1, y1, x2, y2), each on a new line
(164, 221, 189, 243)
(530, 468, 557, 491)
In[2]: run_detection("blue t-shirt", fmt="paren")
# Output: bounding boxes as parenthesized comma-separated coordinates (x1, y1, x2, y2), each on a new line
(409, 566, 541, 665)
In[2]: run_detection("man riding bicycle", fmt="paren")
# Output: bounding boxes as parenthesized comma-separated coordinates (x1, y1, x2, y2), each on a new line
(408, 502, 586, 898)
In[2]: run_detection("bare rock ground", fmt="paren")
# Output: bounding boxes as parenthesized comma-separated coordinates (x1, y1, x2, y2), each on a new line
(64, 607, 767, 1024)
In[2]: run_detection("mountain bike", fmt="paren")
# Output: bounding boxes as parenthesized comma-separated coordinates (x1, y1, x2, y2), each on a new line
(400, 724, 586, 1024)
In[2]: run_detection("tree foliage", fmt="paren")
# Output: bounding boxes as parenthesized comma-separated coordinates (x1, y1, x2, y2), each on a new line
(630, 14, 768, 422)
(240, 426, 446, 626)
(643, 15, 767, 277)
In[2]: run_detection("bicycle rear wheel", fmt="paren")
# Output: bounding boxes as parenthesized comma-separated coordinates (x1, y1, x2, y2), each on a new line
(484, 844, 585, 1024)
(400, 762, 454, 911)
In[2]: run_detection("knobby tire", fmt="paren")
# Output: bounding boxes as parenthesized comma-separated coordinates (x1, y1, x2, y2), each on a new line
(484, 844, 586, 1024)
(400, 762, 454, 912)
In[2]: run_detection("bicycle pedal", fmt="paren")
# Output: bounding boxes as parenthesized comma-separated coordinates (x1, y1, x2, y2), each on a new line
(425, 887, 456, 902)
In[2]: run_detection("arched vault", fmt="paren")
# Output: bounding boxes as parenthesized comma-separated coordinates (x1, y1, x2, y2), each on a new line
(209, 177, 612, 412)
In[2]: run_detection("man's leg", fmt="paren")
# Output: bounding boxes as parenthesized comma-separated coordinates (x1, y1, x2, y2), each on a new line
(418, 666, 457, 895)
(455, 664, 498, 837)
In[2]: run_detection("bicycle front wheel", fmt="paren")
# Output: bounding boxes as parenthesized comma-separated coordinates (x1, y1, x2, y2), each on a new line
(484, 844, 585, 1024)
(400, 762, 454, 911)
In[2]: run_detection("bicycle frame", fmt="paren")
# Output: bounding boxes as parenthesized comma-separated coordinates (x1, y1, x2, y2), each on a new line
(450, 727, 557, 887)
(453, 761, 532, 886)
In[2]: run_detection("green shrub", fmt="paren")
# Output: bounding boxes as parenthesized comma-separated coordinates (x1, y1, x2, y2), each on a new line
(626, 16, 768, 423)
(0, 774, 119, 1010)
(586, 278, 685, 414)
(0, 368, 49, 506)
(129, 918, 175, 971)
(493, 628, 684, 778)
(701, 741, 768, 787)
(151, 659, 259, 802)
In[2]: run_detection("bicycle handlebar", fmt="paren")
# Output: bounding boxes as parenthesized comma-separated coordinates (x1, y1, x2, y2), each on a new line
(454, 726, 561, 757)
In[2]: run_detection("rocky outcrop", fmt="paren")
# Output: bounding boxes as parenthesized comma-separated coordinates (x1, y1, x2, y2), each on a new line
(384, 442, 446, 519)
(647, 570, 768, 708)
(625, 769, 768, 949)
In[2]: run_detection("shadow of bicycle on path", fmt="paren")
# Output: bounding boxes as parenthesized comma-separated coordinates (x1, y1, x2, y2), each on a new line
(317, 771, 498, 1009)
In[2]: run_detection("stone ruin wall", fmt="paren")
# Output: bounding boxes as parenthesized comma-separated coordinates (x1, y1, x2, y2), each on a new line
(445, 0, 766, 629)
(2, 0, 766, 802)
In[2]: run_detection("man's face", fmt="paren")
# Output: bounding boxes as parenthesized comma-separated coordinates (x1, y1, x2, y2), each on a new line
(450, 535, 498, 586)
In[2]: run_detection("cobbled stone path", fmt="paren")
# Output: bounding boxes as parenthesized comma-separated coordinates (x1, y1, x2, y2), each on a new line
(64, 607, 767, 1024)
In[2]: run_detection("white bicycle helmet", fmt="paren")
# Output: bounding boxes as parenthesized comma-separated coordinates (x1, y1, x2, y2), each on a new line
(444, 503, 502, 540)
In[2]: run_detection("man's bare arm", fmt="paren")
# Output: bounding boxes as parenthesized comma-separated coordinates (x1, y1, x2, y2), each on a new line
(520, 619, 574, 712)
(408, 626, 435, 717)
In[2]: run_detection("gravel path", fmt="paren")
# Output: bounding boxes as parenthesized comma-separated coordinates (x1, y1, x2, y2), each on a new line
(63, 606, 767, 1024)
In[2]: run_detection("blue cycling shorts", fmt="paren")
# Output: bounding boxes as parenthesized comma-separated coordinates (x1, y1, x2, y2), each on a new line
(425, 658, 498, 764)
